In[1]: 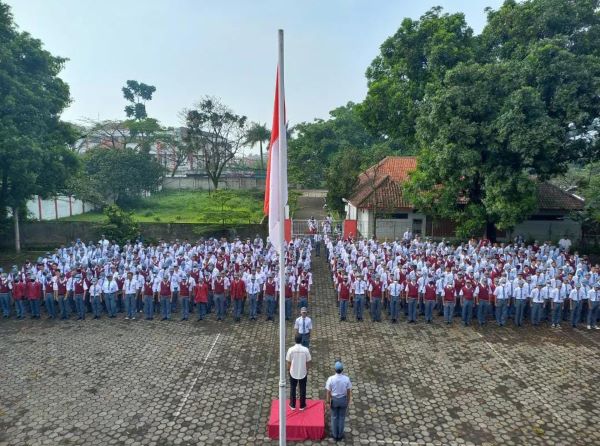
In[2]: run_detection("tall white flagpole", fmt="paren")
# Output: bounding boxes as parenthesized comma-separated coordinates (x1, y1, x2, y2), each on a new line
(277, 28, 287, 446)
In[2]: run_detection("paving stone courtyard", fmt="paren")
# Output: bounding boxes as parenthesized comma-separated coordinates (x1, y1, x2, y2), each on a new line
(1, 255, 600, 445)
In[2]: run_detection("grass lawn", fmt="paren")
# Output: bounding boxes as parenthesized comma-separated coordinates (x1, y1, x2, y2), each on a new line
(60, 190, 266, 224)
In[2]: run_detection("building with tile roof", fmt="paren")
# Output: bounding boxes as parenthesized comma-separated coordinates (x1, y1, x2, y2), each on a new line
(344, 156, 584, 241)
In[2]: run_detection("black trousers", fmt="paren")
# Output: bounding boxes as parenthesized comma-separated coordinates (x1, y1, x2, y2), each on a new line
(290, 374, 307, 409)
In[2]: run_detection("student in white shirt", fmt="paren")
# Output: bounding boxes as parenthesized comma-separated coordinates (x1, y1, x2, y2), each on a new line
(587, 283, 599, 330)
(286, 334, 311, 411)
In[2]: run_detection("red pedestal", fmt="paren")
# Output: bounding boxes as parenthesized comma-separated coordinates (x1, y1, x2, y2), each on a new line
(267, 399, 325, 441)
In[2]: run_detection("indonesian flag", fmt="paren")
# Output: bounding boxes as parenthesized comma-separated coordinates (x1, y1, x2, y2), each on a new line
(263, 69, 288, 254)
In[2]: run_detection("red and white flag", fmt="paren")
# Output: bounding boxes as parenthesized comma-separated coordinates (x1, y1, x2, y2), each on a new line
(264, 69, 288, 253)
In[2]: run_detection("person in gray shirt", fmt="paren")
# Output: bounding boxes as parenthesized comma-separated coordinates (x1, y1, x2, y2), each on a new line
(325, 361, 352, 442)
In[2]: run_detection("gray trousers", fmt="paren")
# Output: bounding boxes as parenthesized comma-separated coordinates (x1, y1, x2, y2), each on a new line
(330, 396, 348, 439)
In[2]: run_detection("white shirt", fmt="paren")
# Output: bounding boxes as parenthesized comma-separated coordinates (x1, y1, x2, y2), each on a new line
(89, 283, 102, 297)
(124, 278, 138, 295)
(294, 316, 313, 334)
(494, 285, 508, 300)
(325, 373, 352, 398)
(388, 282, 402, 297)
(286, 343, 311, 380)
(246, 280, 261, 295)
(353, 279, 368, 295)
(102, 279, 119, 294)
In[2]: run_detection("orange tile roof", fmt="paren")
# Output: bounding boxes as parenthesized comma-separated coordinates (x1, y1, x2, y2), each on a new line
(357, 156, 417, 184)
(349, 156, 584, 212)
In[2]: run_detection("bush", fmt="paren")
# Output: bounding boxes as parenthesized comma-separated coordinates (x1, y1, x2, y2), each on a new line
(100, 205, 140, 244)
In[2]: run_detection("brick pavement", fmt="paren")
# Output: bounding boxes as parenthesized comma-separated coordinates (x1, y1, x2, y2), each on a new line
(1, 254, 600, 445)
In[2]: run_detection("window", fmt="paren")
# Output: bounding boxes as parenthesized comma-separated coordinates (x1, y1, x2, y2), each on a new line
(528, 215, 564, 221)
(381, 212, 408, 219)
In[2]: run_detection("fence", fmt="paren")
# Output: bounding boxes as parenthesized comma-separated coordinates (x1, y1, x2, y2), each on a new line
(291, 219, 343, 238)
(24, 195, 93, 221)
(163, 175, 265, 191)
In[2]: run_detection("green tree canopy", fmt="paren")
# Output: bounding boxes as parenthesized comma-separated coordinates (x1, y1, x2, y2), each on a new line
(122, 80, 156, 120)
(363, 1, 600, 238)
(358, 7, 474, 148)
(245, 122, 271, 170)
(0, 2, 78, 250)
(184, 96, 248, 190)
(288, 102, 387, 188)
(71, 147, 164, 207)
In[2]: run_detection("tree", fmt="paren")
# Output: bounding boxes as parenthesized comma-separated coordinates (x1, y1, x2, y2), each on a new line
(326, 149, 363, 215)
(0, 3, 78, 251)
(325, 142, 395, 215)
(358, 7, 474, 147)
(72, 147, 164, 207)
(245, 122, 271, 170)
(121, 80, 160, 152)
(122, 80, 156, 121)
(289, 102, 386, 188)
(100, 205, 139, 244)
(183, 97, 248, 190)
(156, 127, 195, 177)
(367, 1, 600, 239)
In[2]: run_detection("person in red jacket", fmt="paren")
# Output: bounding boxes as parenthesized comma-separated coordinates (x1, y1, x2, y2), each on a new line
(230, 274, 246, 322)
(338, 276, 351, 321)
(194, 278, 209, 321)
(405, 277, 419, 323)
(179, 274, 192, 321)
(443, 283, 455, 325)
(264, 275, 277, 321)
(369, 276, 384, 322)
(460, 281, 475, 326)
(13, 276, 26, 319)
(26, 276, 42, 319)
(142, 276, 155, 320)
(159, 276, 172, 321)
(423, 280, 437, 324)
(475, 278, 491, 327)
(56, 273, 69, 320)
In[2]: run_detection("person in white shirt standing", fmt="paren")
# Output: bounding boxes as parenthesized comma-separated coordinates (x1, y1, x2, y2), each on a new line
(550, 282, 563, 328)
(124, 271, 138, 320)
(325, 361, 352, 442)
(587, 283, 599, 330)
(294, 307, 313, 347)
(493, 279, 510, 327)
(286, 334, 311, 411)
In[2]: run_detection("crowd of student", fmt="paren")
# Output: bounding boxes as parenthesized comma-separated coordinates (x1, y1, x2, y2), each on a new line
(328, 235, 600, 329)
(0, 235, 314, 322)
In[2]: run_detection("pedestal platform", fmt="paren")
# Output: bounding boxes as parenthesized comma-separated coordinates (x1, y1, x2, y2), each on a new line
(267, 399, 325, 441)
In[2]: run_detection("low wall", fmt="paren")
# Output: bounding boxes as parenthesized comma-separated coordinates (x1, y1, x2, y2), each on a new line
(508, 218, 581, 243)
(163, 176, 265, 191)
(0, 222, 266, 249)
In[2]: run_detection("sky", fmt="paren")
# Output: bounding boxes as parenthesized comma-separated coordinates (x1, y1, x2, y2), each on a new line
(6, 0, 504, 130)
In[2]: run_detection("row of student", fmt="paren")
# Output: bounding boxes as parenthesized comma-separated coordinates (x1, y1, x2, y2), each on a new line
(0, 269, 316, 322)
(0, 236, 314, 322)
(325, 235, 599, 329)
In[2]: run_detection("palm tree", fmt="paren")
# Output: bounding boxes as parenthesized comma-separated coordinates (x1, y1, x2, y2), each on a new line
(245, 122, 271, 171)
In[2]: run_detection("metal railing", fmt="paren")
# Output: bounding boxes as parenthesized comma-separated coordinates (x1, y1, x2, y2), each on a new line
(291, 219, 343, 237)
